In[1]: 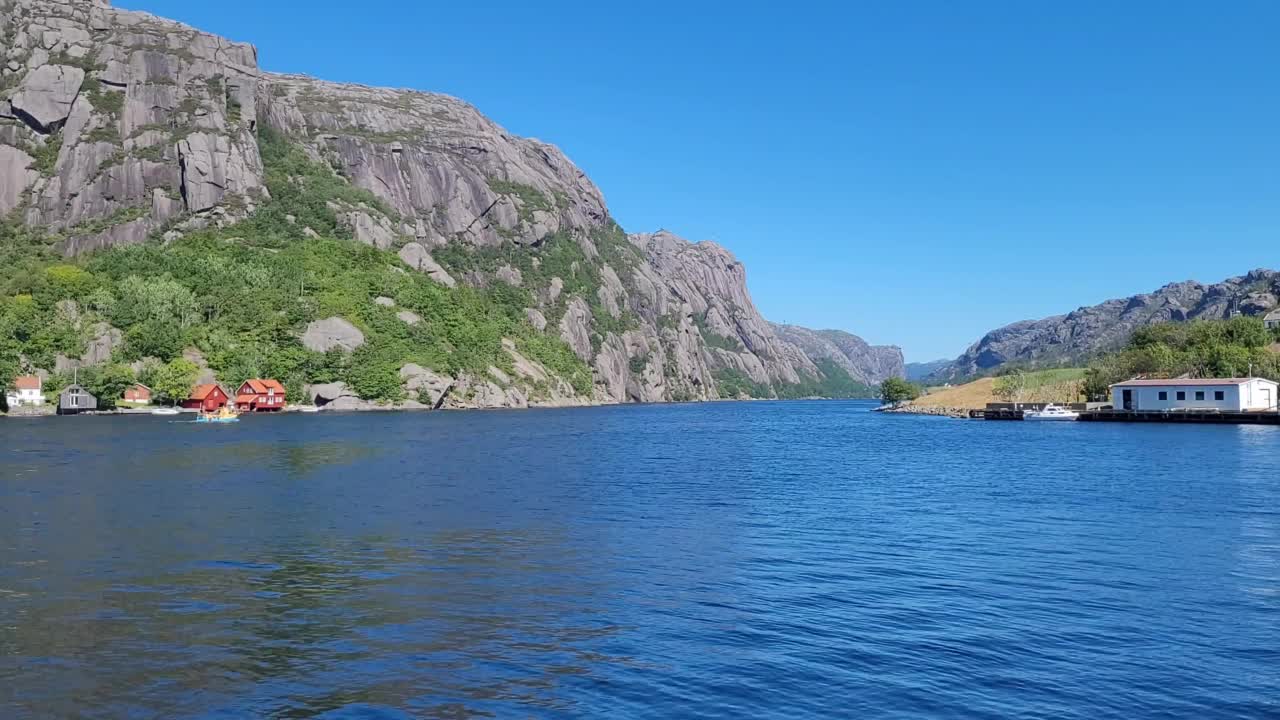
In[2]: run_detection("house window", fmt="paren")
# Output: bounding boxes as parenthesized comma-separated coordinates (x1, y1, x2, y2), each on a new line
(1158, 391, 1168, 401)
(1176, 391, 1186, 401)
(1195, 391, 1205, 401)
(1215, 391, 1225, 401)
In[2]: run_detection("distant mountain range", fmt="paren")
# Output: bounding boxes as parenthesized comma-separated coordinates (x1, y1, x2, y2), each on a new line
(905, 360, 951, 382)
(928, 269, 1280, 382)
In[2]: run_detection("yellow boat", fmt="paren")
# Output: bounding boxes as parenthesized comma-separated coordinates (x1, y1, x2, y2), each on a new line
(196, 406, 241, 423)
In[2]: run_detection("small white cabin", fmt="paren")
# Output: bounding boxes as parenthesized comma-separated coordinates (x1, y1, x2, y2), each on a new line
(1111, 378, 1279, 412)
(5, 375, 45, 407)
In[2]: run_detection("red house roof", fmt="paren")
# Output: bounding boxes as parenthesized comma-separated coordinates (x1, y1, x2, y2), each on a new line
(13, 375, 41, 390)
(241, 379, 285, 394)
(189, 384, 224, 400)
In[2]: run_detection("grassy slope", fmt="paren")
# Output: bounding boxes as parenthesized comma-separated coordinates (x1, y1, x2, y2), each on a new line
(914, 368, 1086, 409)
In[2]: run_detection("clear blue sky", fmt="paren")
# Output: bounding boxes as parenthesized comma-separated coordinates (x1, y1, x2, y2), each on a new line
(119, 0, 1279, 362)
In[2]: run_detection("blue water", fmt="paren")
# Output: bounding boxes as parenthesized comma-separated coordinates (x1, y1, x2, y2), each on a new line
(1, 401, 1277, 718)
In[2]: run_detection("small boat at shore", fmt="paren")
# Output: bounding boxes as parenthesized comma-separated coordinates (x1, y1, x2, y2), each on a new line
(295, 405, 321, 413)
(196, 407, 240, 423)
(1023, 404, 1079, 422)
(151, 407, 181, 416)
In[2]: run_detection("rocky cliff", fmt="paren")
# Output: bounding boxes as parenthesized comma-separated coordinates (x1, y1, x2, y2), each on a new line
(0, 0, 888, 406)
(770, 324, 904, 386)
(935, 269, 1280, 381)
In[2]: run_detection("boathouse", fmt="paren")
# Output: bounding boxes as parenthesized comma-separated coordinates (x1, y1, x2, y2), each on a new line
(183, 384, 230, 412)
(1266, 309, 1280, 330)
(235, 379, 286, 412)
(5, 375, 44, 407)
(1110, 378, 1279, 412)
(57, 385, 98, 415)
(122, 384, 152, 405)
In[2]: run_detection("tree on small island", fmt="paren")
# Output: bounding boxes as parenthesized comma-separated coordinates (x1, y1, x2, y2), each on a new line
(880, 377, 922, 405)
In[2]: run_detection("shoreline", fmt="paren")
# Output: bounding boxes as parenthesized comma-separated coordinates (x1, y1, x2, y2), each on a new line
(1, 396, 882, 419)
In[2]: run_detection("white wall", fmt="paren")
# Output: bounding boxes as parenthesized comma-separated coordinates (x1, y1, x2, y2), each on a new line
(1111, 381, 1279, 411)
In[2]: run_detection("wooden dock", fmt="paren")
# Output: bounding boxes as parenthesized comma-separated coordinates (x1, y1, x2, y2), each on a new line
(1079, 410, 1280, 425)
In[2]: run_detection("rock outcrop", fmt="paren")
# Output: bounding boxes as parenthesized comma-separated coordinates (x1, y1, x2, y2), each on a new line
(935, 269, 1280, 381)
(301, 317, 365, 353)
(771, 324, 904, 386)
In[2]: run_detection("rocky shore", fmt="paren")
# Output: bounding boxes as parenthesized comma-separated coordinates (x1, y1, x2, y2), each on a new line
(875, 403, 973, 419)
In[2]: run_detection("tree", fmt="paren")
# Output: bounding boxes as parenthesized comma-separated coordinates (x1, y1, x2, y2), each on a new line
(151, 358, 199, 406)
(880, 377, 922, 405)
(83, 363, 136, 410)
(993, 371, 1028, 403)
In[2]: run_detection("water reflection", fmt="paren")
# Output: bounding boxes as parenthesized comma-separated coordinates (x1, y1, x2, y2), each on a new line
(2, 405, 1279, 718)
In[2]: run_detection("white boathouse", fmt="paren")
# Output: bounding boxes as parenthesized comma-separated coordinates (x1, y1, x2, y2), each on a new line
(1110, 378, 1279, 412)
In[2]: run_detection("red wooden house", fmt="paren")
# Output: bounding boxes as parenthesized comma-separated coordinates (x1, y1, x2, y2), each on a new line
(183, 384, 229, 412)
(235, 379, 286, 412)
(122, 384, 152, 404)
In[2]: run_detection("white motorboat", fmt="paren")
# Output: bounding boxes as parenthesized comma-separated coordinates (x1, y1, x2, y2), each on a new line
(151, 407, 181, 416)
(1022, 404, 1079, 421)
(295, 405, 321, 413)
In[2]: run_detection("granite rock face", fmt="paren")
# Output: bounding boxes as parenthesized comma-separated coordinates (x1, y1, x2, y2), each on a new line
(770, 324, 904, 386)
(0, 0, 265, 250)
(935, 269, 1280, 381)
(1, 0, 892, 408)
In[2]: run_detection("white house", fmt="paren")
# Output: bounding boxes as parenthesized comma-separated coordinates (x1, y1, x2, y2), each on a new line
(1111, 378, 1279, 413)
(5, 375, 45, 407)
(1265, 309, 1280, 331)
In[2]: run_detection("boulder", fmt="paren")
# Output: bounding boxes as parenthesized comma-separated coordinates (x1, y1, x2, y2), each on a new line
(399, 363, 454, 408)
(301, 317, 365, 353)
(343, 210, 397, 250)
(524, 308, 547, 332)
(495, 265, 523, 287)
(396, 309, 422, 326)
(398, 242, 457, 288)
(373, 296, 396, 307)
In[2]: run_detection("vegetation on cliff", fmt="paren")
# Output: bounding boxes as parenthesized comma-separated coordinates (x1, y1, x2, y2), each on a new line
(0, 128, 593, 405)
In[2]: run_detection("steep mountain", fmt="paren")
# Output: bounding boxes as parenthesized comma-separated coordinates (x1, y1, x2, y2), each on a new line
(935, 269, 1280, 381)
(905, 359, 950, 382)
(0, 0, 886, 407)
(770, 324, 904, 386)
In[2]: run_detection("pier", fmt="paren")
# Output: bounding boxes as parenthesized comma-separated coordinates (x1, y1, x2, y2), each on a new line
(1078, 410, 1280, 425)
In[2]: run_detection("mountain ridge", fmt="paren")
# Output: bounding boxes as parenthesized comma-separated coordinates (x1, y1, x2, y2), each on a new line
(932, 269, 1280, 381)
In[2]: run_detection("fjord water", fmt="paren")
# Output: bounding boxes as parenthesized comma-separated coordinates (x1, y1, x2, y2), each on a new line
(2, 403, 1277, 719)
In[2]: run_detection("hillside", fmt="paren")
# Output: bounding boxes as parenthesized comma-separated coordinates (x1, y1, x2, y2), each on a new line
(770, 324, 904, 386)
(0, 0, 886, 408)
(933, 270, 1280, 382)
(912, 369, 1086, 411)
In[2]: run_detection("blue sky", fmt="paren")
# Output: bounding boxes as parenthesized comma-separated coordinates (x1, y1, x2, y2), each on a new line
(119, 1, 1279, 362)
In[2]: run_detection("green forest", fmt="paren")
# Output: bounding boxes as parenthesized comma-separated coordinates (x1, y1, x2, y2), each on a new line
(1083, 316, 1280, 400)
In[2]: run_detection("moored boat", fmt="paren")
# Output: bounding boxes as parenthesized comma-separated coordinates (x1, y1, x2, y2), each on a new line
(151, 407, 181, 416)
(1023, 404, 1079, 422)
